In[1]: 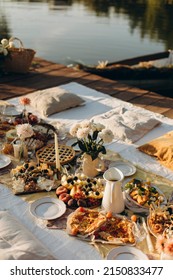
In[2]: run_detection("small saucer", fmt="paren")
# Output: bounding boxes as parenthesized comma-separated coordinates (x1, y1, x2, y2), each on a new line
(109, 160, 136, 177)
(107, 246, 149, 260)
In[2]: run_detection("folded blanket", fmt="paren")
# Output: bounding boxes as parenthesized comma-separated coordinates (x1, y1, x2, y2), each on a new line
(92, 106, 160, 143)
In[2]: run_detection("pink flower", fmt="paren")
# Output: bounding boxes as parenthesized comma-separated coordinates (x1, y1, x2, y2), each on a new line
(20, 97, 31, 106)
(164, 238, 173, 256)
(155, 235, 165, 254)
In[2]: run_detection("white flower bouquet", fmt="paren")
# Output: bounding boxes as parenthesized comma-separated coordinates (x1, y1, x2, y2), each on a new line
(0, 38, 15, 57)
(69, 120, 114, 160)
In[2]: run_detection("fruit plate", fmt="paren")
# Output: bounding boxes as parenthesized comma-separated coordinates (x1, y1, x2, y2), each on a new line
(56, 174, 105, 208)
(106, 246, 149, 260)
(30, 197, 66, 220)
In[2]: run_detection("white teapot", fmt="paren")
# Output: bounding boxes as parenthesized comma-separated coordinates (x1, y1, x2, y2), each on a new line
(102, 167, 125, 214)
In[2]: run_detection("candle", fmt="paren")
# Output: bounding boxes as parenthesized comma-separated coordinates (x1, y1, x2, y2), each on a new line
(13, 142, 21, 160)
(54, 133, 60, 170)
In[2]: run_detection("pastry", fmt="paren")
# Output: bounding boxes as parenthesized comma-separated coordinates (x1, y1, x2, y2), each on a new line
(11, 162, 57, 194)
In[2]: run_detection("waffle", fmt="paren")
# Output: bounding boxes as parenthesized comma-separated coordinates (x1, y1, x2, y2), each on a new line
(36, 144, 75, 165)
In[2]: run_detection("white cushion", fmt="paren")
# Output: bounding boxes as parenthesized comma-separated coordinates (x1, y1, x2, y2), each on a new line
(92, 106, 160, 143)
(27, 87, 85, 117)
(0, 210, 55, 260)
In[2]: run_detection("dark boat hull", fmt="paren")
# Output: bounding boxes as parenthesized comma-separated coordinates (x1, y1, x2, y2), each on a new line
(76, 51, 173, 95)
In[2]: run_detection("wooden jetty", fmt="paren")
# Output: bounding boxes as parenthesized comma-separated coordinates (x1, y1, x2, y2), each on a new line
(0, 56, 173, 119)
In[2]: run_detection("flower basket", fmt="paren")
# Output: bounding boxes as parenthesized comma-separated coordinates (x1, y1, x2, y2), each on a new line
(3, 37, 36, 73)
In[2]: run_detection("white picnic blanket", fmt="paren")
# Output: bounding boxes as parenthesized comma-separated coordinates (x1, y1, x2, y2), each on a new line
(1, 82, 173, 260)
(9, 82, 173, 180)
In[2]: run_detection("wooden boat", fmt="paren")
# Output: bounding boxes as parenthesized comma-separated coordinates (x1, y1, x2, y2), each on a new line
(75, 51, 173, 95)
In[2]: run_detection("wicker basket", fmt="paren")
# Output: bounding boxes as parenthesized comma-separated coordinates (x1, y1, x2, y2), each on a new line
(3, 37, 36, 73)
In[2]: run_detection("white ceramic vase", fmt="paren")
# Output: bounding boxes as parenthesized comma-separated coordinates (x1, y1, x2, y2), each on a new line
(82, 153, 104, 177)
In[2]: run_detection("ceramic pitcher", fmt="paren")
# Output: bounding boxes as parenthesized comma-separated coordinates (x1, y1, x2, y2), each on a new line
(102, 167, 125, 214)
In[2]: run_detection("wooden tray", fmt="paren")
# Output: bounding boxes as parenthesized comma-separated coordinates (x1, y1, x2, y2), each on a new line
(36, 144, 75, 165)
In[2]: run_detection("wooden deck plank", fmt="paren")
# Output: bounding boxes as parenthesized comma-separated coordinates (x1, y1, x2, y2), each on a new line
(144, 97, 173, 114)
(163, 109, 173, 119)
(0, 57, 173, 119)
(0, 60, 66, 84)
(108, 87, 148, 102)
(84, 79, 131, 95)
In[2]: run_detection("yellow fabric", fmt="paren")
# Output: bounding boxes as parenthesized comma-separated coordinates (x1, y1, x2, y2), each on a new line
(138, 130, 173, 171)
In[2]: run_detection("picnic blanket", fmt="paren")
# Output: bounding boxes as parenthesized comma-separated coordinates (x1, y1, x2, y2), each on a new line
(1, 82, 173, 260)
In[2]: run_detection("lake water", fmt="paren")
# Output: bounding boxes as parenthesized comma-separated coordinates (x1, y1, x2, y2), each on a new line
(0, 0, 173, 66)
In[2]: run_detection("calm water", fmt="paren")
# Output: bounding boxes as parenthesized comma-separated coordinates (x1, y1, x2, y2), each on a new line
(0, 0, 173, 66)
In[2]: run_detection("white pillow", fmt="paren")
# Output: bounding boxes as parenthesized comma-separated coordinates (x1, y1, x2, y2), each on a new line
(0, 210, 55, 260)
(92, 106, 161, 143)
(27, 87, 85, 117)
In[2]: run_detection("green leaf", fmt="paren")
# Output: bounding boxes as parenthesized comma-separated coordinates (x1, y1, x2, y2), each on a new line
(88, 134, 92, 141)
(78, 141, 87, 152)
(93, 130, 98, 140)
(91, 153, 98, 161)
(101, 146, 106, 154)
(71, 141, 78, 147)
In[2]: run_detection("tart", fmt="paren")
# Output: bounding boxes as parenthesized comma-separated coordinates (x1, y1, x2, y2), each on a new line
(36, 144, 75, 165)
(66, 207, 107, 236)
(67, 208, 136, 244)
(93, 215, 135, 244)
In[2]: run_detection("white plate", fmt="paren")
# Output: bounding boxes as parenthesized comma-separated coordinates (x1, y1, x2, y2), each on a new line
(106, 246, 149, 260)
(124, 197, 149, 214)
(66, 138, 80, 151)
(1, 106, 22, 117)
(109, 161, 136, 177)
(125, 185, 167, 210)
(30, 197, 66, 220)
(0, 154, 11, 169)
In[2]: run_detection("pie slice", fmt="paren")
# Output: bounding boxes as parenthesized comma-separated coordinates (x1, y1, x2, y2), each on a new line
(93, 216, 135, 244)
(67, 207, 107, 236)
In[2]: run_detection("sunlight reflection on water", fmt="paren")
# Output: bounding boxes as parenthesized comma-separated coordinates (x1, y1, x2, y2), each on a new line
(0, 0, 169, 65)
